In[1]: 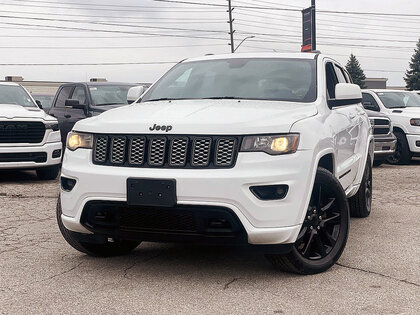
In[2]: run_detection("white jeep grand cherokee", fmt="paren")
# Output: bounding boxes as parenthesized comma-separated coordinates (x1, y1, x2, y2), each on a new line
(0, 82, 62, 179)
(58, 53, 374, 274)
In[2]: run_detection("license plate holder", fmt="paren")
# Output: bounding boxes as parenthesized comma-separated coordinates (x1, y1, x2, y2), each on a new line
(127, 178, 177, 207)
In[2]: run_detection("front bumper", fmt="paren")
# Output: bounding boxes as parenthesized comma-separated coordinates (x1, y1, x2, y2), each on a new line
(60, 148, 317, 245)
(406, 133, 420, 153)
(373, 134, 396, 159)
(0, 141, 62, 169)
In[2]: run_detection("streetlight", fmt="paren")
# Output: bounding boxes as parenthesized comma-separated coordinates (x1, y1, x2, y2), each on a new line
(233, 35, 255, 53)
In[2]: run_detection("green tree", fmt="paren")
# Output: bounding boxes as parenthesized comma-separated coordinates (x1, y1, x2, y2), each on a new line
(346, 54, 366, 88)
(404, 38, 420, 90)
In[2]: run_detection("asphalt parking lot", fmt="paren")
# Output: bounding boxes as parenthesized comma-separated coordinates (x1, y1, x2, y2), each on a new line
(0, 161, 419, 314)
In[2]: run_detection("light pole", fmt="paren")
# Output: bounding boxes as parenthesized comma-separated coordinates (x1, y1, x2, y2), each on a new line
(233, 35, 255, 52)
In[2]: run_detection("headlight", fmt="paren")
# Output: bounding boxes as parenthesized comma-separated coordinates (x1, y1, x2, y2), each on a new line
(410, 118, 420, 126)
(45, 121, 59, 131)
(241, 134, 299, 155)
(66, 132, 93, 151)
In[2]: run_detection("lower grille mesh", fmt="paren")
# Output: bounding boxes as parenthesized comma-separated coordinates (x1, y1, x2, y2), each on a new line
(119, 207, 197, 233)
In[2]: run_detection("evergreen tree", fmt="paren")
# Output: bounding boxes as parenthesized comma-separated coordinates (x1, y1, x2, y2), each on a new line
(404, 38, 420, 90)
(345, 54, 366, 88)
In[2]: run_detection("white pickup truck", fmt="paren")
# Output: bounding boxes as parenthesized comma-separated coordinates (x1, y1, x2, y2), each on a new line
(362, 89, 420, 164)
(0, 82, 62, 179)
(57, 53, 374, 274)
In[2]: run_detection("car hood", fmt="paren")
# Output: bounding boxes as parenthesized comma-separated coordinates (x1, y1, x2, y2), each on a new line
(91, 104, 129, 115)
(389, 107, 420, 116)
(0, 104, 56, 121)
(365, 109, 389, 118)
(74, 99, 318, 135)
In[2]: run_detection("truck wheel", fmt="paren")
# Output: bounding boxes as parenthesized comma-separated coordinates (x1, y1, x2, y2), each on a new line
(265, 168, 349, 274)
(373, 160, 384, 167)
(349, 157, 372, 218)
(36, 165, 60, 180)
(56, 198, 140, 257)
(387, 131, 412, 165)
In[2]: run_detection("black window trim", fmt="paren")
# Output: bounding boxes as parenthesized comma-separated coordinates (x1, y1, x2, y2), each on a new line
(53, 85, 75, 108)
(70, 84, 89, 107)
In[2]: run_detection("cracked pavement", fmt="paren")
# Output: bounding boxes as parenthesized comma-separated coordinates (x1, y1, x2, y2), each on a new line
(0, 162, 419, 314)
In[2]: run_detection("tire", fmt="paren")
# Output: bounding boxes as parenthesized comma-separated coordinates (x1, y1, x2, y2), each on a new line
(373, 160, 384, 167)
(349, 157, 373, 218)
(56, 198, 140, 257)
(36, 165, 60, 180)
(265, 167, 349, 275)
(387, 131, 412, 165)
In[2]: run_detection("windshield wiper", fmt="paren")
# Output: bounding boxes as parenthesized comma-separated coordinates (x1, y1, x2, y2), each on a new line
(145, 98, 174, 102)
(201, 96, 246, 100)
(96, 102, 123, 106)
(390, 106, 406, 108)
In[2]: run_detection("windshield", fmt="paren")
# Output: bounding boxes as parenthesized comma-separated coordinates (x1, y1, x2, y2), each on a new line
(141, 58, 317, 103)
(89, 85, 136, 106)
(32, 95, 54, 109)
(376, 91, 420, 108)
(0, 85, 37, 108)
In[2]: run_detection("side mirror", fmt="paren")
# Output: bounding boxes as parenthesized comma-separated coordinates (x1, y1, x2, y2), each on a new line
(65, 99, 86, 110)
(127, 86, 145, 104)
(35, 100, 43, 109)
(329, 83, 362, 108)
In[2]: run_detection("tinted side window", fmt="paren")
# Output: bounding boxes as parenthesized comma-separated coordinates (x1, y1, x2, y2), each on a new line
(326, 62, 338, 99)
(71, 86, 87, 105)
(334, 65, 347, 83)
(55, 86, 73, 108)
(343, 69, 352, 83)
(362, 93, 379, 107)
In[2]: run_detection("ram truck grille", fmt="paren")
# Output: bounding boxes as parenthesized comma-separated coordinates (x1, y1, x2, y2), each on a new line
(92, 134, 240, 168)
(373, 118, 391, 135)
(0, 121, 46, 144)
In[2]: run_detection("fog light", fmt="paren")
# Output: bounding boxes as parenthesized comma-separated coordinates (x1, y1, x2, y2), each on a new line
(61, 176, 76, 192)
(416, 141, 420, 147)
(250, 185, 289, 200)
(52, 149, 62, 159)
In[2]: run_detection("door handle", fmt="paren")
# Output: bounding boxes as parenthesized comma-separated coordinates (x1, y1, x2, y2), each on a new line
(64, 114, 71, 118)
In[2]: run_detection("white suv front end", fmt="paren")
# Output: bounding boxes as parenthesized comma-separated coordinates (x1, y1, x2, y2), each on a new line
(58, 53, 373, 274)
(0, 83, 62, 179)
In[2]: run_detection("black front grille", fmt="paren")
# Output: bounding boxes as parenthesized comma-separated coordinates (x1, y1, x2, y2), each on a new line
(373, 118, 390, 135)
(374, 119, 389, 126)
(93, 134, 240, 168)
(0, 121, 45, 144)
(0, 152, 47, 163)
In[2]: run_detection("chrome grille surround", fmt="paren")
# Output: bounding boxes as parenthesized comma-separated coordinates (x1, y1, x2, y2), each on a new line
(92, 134, 240, 169)
(373, 118, 391, 135)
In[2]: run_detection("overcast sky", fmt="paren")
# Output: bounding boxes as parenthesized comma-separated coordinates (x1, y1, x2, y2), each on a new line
(0, 0, 419, 86)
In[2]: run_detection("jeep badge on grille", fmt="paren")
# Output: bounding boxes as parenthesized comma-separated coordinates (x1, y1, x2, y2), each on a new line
(149, 124, 172, 132)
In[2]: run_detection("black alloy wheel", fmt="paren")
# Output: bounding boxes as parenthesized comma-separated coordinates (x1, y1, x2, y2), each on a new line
(295, 183, 341, 260)
(364, 163, 373, 214)
(265, 168, 349, 274)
